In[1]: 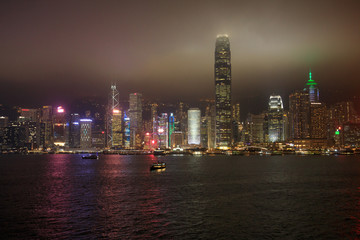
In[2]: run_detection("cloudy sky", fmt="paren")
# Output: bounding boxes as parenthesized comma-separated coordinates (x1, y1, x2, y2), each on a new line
(0, 0, 359, 113)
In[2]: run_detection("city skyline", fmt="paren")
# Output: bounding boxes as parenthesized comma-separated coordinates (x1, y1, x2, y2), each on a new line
(0, 0, 360, 113)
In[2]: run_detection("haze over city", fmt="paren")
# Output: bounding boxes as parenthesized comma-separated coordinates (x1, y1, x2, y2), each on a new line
(3, 1, 360, 239)
(1, 0, 360, 115)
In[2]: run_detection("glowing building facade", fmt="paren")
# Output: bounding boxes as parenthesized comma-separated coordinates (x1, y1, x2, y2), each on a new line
(129, 93, 142, 148)
(267, 95, 285, 142)
(69, 113, 80, 148)
(310, 102, 327, 139)
(53, 106, 67, 147)
(188, 108, 201, 145)
(112, 109, 123, 148)
(305, 70, 319, 103)
(157, 113, 168, 149)
(124, 112, 130, 148)
(289, 90, 310, 139)
(107, 83, 120, 148)
(215, 34, 232, 149)
(169, 113, 175, 147)
(80, 119, 92, 149)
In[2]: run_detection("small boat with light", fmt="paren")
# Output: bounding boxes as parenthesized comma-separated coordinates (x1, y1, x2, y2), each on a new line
(150, 161, 166, 171)
(82, 154, 98, 159)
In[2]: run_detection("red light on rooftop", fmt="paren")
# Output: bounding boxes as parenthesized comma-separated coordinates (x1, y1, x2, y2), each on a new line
(22, 109, 29, 111)
(151, 140, 156, 144)
(101, 131, 105, 134)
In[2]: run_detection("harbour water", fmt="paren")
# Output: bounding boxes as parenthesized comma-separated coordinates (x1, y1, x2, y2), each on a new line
(1, 154, 360, 239)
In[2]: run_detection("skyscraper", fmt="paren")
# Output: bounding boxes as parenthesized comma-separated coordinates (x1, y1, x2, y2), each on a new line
(169, 113, 175, 147)
(124, 112, 130, 148)
(267, 95, 285, 142)
(289, 90, 310, 139)
(305, 70, 319, 103)
(53, 106, 67, 147)
(188, 108, 201, 145)
(80, 119, 92, 149)
(69, 113, 80, 148)
(157, 113, 168, 149)
(129, 93, 142, 148)
(310, 102, 327, 139)
(106, 83, 120, 148)
(215, 34, 232, 149)
(112, 109, 123, 148)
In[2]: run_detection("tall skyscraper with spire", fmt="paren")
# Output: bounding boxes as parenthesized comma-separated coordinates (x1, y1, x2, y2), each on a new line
(215, 34, 232, 149)
(305, 69, 319, 103)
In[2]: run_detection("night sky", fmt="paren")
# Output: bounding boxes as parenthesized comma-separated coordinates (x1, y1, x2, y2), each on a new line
(1, 0, 360, 114)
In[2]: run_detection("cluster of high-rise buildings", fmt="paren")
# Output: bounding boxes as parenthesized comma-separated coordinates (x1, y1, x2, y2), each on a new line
(0, 35, 359, 152)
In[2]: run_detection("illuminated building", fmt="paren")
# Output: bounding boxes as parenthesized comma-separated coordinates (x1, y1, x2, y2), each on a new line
(69, 113, 80, 148)
(205, 104, 216, 149)
(151, 103, 158, 134)
(169, 113, 175, 147)
(3, 123, 27, 150)
(176, 101, 188, 145)
(124, 112, 130, 148)
(0, 116, 9, 128)
(329, 101, 357, 139)
(343, 123, 360, 147)
(247, 113, 266, 143)
(23, 121, 41, 150)
(170, 131, 184, 148)
(129, 93, 142, 148)
(201, 116, 208, 148)
(91, 111, 106, 149)
(289, 90, 310, 139)
(305, 70, 319, 103)
(267, 95, 284, 142)
(112, 109, 123, 148)
(157, 113, 168, 149)
(80, 119, 92, 149)
(0, 116, 9, 149)
(41, 106, 53, 148)
(107, 83, 120, 147)
(20, 108, 39, 122)
(215, 34, 232, 149)
(188, 108, 201, 145)
(53, 106, 67, 147)
(310, 102, 327, 139)
(232, 103, 240, 123)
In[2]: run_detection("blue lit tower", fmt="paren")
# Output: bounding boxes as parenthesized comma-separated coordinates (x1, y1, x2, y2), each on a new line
(215, 34, 232, 149)
(305, 69, 319, 103)
(124, 112, 130, 148)
(169, 113, 175, 147)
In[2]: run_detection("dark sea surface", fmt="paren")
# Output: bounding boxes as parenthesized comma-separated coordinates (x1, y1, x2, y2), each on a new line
(1, 154, 360, 239)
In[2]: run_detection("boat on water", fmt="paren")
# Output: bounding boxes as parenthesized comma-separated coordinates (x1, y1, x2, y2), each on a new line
(153, 150, 166, 155)
(150, 161, 166, 171)
(82, 154, 98, 159)
(192, 151, 203, 156)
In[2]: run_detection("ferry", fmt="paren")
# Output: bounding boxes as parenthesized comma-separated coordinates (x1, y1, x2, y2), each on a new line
(150, 162, 166, 171)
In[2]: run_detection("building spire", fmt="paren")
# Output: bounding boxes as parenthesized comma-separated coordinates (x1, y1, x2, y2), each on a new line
(309, 68, 312, 80)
